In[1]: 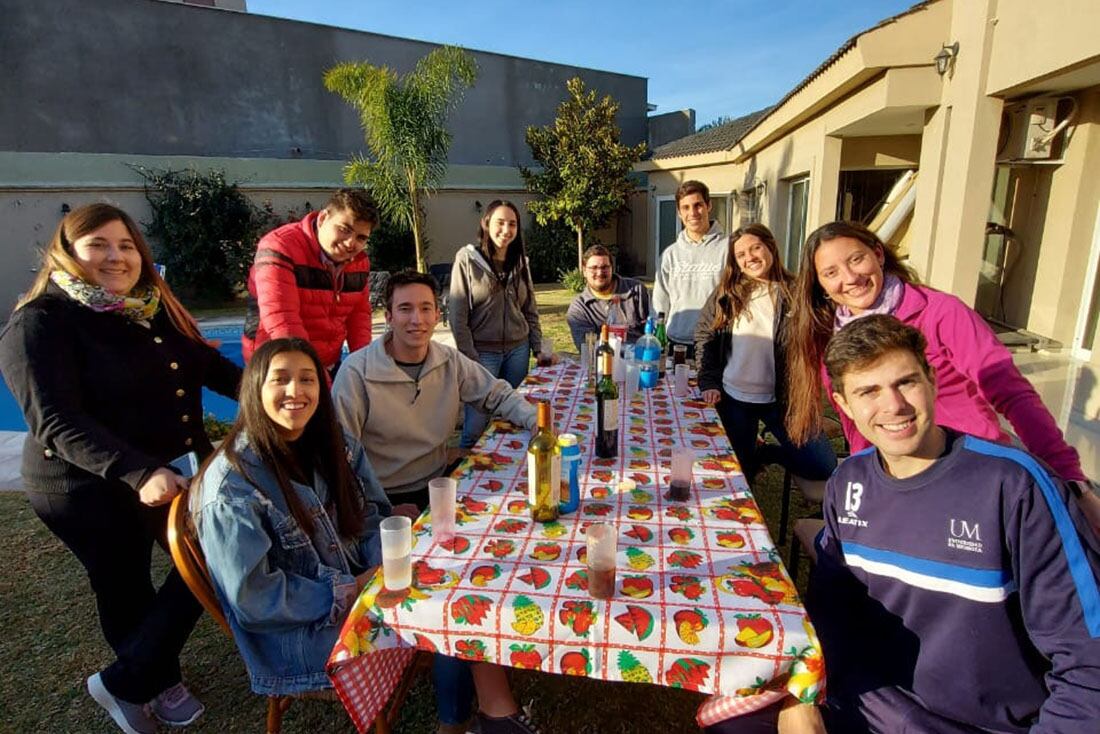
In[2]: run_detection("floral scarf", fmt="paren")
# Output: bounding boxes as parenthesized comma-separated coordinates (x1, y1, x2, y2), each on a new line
(833, 273, 904, 331)
(50, 270, 161, 322)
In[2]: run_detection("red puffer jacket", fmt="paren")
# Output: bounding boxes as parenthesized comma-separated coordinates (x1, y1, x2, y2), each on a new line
(242, 211, 372, 368)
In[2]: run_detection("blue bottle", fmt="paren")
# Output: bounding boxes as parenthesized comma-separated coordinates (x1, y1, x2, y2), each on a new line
(634, 318, 662, 390)
(558, 433, 581, 514)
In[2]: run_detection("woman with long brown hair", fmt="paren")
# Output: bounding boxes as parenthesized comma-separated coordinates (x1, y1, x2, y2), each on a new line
(0, 203, 241, 733)
(449, 200, 548, 448)
(785, 221, 1088, 484)
(694, 224, 836, 484)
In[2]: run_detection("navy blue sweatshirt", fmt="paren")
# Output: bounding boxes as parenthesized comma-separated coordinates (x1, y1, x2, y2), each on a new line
(808, 431, 1100, 733)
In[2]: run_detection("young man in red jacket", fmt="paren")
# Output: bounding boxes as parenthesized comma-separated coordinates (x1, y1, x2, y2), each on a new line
(242, 189, 378, 375)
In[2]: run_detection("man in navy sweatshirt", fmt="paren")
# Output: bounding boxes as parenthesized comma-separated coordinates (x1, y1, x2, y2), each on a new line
(809, 314, 1100, 733)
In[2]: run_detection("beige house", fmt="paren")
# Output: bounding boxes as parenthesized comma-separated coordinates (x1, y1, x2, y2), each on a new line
(639, 0, 1100, 371)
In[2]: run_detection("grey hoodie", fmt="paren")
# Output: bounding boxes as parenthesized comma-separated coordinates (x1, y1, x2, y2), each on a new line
(449, 244, 543, 360)
(652, 221, 726, 344)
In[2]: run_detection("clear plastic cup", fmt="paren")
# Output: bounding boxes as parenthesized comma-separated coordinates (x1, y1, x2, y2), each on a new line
(539, 337, 554, 367)
(669, 447, 694, 502)
(380, 515, 413, 590)
(624, 360, 640, 402)
(428, 477, 457, 544)
(673, 363, 689, 396)
(586, 522, 617, 599)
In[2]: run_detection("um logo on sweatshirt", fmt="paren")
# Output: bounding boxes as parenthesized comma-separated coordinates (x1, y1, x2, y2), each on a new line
(948, 519, 983, 553)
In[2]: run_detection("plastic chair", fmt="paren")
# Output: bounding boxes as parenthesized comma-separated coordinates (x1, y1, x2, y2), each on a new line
(167, 492, 425, 734)
(428, 263, 452, 325)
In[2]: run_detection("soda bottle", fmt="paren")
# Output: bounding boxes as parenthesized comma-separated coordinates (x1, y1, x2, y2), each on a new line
(606, 295, 628, 344)
(634, 318, 661, 390)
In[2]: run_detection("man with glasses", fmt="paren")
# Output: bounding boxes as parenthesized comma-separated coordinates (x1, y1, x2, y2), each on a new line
(243, 188, 378, 377)
(566, 244, 652, 350)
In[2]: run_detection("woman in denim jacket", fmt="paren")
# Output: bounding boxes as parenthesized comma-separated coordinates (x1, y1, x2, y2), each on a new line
(193, 337, 390, 695)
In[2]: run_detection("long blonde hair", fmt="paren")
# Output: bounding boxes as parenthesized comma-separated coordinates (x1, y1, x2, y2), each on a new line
(17, 203, 204, 343)
(710, 224, 792, 331)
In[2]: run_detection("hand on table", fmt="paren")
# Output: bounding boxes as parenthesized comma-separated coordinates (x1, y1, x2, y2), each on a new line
(777, 701, 826, 734)
(138, 468, 189, 506)
(538, 351, 561, 366)
(701, 389, 721, 406)
(355, 566, 380, 594)
(392, 503, 421, 520)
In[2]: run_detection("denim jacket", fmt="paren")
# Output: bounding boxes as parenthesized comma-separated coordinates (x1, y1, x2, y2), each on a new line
(195, 433, 391, 695)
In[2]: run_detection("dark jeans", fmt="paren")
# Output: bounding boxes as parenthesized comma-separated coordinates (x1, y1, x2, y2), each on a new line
(27, 485, 202, 704)
(715, 391, 837, 482)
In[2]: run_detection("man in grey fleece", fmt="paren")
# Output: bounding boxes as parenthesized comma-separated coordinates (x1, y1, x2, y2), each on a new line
(333, 270, 536, 520)
(652, 180, 727, 357)
(566, 244, 651, 350)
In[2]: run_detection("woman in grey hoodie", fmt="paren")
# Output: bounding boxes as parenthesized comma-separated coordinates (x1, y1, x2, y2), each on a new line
(449, 200, 545, 447)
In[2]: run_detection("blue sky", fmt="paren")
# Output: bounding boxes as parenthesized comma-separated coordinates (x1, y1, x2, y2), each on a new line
(250, 0, 917, 127)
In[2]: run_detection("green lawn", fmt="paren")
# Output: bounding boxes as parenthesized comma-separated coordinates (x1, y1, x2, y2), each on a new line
(0, 286, 827, 733)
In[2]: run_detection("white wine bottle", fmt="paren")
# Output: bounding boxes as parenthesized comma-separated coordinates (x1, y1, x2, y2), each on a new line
(527, 400, 561, 523)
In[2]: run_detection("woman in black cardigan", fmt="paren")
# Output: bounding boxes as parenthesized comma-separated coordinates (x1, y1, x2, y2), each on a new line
(0, 204, 240, 734)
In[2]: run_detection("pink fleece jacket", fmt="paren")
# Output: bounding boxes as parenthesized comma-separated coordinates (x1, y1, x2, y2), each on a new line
(826, 283, 1085, 480)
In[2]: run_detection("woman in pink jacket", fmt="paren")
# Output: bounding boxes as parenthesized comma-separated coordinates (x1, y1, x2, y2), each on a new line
(785, 222, 1093, 491)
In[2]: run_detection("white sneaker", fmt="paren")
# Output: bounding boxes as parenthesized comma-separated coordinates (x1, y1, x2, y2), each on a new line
(86, 673, 157, 734)
(150, 681, 205, 726)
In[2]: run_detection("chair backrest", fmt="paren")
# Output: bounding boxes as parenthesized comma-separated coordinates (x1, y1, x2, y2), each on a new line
(167, 492, 232, 636)
(428, 262, 452, 289)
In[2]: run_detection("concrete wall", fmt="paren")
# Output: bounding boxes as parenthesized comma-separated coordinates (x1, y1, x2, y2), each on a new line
(1, 0, 647, 164)
(648, 110, 695, 150)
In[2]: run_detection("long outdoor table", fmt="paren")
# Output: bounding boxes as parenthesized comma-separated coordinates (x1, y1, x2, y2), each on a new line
(327, 360, 825, 731)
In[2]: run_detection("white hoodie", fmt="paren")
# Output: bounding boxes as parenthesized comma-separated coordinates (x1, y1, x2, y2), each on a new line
(652, 221, 726, 344)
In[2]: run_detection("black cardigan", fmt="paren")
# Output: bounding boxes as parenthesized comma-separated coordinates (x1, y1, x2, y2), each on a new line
(693, 286, 790, 407)
(0, 284, 241, 494)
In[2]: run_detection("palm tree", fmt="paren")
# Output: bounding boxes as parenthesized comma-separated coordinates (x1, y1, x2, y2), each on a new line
(324, 46, 477, 272)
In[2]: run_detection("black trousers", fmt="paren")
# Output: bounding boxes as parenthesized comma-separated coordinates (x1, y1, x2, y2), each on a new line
(27, 484, 202, 704)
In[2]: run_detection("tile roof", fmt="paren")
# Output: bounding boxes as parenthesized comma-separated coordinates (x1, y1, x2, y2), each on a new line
(650, 108, 772, 160)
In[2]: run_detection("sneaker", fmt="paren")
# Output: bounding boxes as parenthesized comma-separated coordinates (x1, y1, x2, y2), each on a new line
(477, 710, 541, 734)
(150, 682, 205, 726)
(86, 673, 157, 734)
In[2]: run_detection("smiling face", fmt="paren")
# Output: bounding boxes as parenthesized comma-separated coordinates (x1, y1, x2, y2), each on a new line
(70, 219, 144, 295)
(732, 234, 775, 283)
(833, 349, 942, 477)
(677, 192, 713, 240)
(386, 282, 439, 361)
(814, 236, 886, 314)
(583, 254, 614, 293)
(485, 205, 518, 252)
(316, 206, 373, 263)
(261, 351, 320, 441)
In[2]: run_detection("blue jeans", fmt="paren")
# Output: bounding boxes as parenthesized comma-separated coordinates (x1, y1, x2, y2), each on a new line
(715, 390, 836, 482)
(460, 343, 530, 448)
(434, 654, 475, 724)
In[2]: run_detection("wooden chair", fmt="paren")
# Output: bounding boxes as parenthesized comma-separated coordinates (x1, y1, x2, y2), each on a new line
(167, 492, 426, 734)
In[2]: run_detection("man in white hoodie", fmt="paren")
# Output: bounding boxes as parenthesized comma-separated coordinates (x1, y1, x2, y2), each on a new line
(652, 180, 727, 358)
(333, 270, 536, 518)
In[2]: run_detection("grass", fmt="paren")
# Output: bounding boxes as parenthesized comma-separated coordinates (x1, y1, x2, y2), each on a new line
(0, 286, 827, 733)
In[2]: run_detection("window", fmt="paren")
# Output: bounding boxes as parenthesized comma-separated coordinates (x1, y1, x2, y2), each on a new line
(655, 192, 731, 260)
(785, 177, 810, 269)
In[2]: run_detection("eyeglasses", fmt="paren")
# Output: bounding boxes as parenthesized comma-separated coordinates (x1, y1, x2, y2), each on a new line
(585, 266, 612, 273)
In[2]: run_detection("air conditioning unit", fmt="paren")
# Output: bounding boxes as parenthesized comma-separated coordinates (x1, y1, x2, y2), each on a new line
(997, 97, 1061, 163)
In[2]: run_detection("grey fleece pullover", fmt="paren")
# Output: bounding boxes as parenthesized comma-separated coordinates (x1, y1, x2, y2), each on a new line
(652, 221, 726, 344)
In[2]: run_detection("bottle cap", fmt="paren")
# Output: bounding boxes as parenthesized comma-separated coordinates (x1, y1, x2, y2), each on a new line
(558, 433, 578, 447)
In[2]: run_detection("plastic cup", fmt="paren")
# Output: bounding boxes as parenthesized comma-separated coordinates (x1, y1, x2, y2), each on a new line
(673, 363, 689, 397)
(586, 522, 617, 599)
(538, 337, 554, 367)
(380, 516, 413, 590)
(672, 344, 688, 367)
(428, 477, 457, 544)
(624, 360, 640, 402)
(669, 447, 694, 501)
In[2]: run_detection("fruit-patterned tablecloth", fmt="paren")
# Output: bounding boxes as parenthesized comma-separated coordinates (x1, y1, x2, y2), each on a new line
(328, 361, 824, 732)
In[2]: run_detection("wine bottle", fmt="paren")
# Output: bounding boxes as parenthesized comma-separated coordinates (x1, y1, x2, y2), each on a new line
(527, 400, 561, 523)
(595, 332, 619, 459)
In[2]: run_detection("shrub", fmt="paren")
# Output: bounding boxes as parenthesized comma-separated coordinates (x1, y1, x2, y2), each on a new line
(134, 166, 283, 304)
(368, 219, 419, 272)
(204, 413, 233, 442)
(526, 217, 581, 283)
(558, 267, 586, 293)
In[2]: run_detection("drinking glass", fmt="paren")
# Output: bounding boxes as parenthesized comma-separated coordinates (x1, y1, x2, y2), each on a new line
(586, 522, 617, 600)
(380, 516, 413, 590)
(624, 359, 640, 403)
(669, 447, 694, 501)
(428, 477, 457, 544)
(673, 363, 689, 397)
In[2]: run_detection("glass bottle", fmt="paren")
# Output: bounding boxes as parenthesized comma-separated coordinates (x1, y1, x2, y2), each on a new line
(595, 330, 620, 458)
(527, 400, 561, 523)
(654, 312, 668, 379)
(606, 295, 628, 344)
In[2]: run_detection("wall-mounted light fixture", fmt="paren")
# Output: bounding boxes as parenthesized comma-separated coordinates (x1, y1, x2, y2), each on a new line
(474, 200, 483, 213)
(60, 203, 71, 213)
(934, 42, 959, 77)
